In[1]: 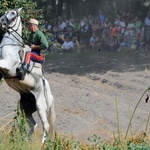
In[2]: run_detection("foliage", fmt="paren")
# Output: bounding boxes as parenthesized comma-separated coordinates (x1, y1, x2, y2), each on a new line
(32, 0, 150, 21)
(0, 0, 48, 44)
(1, 130, 150, 149)
(9, 101, 28, 143)
(128, 142, 150, 150)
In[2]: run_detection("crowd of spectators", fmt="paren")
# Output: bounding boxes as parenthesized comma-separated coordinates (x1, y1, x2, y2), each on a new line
(44, 10, 150, 53)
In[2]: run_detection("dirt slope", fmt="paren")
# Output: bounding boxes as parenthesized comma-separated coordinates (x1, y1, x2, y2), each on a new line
(1, 50, 150, 143)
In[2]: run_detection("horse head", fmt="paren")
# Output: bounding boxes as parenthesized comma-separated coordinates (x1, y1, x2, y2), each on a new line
(0, 8, 22, 29)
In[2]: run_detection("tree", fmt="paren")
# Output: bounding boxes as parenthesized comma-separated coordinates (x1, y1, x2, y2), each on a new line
(57, 0, 64, 17)
(0, 0, 46, 42)
(66, 0, 71, 19)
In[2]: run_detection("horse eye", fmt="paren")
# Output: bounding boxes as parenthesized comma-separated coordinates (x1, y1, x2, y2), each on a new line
(1, 18, 5, 22)
(11, 12, 15, 15)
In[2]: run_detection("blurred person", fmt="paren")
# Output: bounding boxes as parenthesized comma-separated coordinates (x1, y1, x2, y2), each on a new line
(144, 11, 150, 48)
(51, 21, 59, 39)
(91, 19, 102, 36)
(137, 37, 147, 51)
(110, 24, 118, 38)
(72, 36, 81, 52)
(108, 36, 118, 50)
(88, 14, 93, 24)
(63, 20, 74, 38)
(45, 20, 52, 33)
(57, 16, 66, 31)
(62, 36, 74, 51)
(102, 17, 111, 37)
(72, 19, 81, 41)
(91, 19, 97, 32)
(130, 36, 137, 50)
(134, 16, 142, 40)
(118, 17, 126, 35)
(51, 21, 65, 45)
(125, 19, 135, 40)
(80, 19, 92, 49)
(99, 10, 105, 27)
(114, 13, 121, 26)
(101, 32, 109, 49)
(90, 32, 102, 51)
(56, 32, 65, 45)
(117, 35, 131, 52)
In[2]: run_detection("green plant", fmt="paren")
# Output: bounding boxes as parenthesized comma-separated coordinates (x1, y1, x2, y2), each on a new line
(115, 96, 121, 141)
(87, 134, 104, 149)
(0, 0, 48, 44)
(125, 86, 150, 139)
(9, 101, 28, 143)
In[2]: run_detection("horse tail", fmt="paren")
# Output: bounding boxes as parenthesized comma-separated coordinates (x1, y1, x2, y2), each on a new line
(49, 98, 55, 139)
(44, 79, 55, 139)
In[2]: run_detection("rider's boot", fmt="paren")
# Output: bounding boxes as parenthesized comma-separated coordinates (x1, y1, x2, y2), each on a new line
(17, 63, 29, 80)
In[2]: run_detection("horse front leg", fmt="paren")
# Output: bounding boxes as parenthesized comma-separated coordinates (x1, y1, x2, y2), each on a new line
(0, 57, 21, 77)
(20, 93, 37, 142)
(0, 47, 21, 73)
(26, 114, 37, 141)
(0, 58, 12, 71)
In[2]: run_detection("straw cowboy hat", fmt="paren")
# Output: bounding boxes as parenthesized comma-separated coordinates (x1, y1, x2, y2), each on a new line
(28, 18, 39, 25)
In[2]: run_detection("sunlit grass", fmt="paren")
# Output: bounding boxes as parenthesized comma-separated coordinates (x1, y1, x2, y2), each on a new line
(0, 125, 150, 150)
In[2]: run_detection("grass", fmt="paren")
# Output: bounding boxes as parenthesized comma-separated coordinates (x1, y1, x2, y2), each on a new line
(1, 130, 150, 150)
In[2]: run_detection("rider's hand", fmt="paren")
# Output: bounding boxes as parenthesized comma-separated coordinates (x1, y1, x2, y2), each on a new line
(30, 44, 41, 50)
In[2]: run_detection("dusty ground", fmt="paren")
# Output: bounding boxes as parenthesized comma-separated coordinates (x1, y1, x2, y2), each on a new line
(1, 49, 150, 143)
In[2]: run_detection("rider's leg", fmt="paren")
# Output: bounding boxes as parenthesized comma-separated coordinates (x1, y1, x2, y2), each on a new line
(22, 51, 44, 71)
(18, 52, 44, 80)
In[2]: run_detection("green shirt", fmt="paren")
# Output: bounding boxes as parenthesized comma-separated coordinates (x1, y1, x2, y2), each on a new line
(29, 29, 49, 54)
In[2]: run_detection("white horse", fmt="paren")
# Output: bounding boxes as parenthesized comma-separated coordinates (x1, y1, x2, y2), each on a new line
(0, 8, 55, 143)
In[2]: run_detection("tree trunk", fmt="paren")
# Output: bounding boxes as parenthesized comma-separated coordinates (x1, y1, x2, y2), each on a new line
(57, 0, 64, 17)
(66, 0, 71, 19)
(52, 0, 57, 17)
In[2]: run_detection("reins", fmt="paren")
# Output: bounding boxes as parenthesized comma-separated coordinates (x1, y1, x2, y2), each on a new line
(6, 17, 25, 47)
(7, 30, 25, 47)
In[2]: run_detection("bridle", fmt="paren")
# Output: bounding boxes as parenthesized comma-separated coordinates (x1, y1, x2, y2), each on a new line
(5, 9, 19, 28)
(1, 9, 25, 47)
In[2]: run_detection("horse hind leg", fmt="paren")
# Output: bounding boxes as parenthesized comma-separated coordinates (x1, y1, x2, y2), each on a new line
(37, 107, 50, 143)
(36, 93, 51, 143)
(43, 100, 55, 143)
(35, 79, 55, 143)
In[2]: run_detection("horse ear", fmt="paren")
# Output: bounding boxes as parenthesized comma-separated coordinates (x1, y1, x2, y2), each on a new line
(17, 8, 22, 13)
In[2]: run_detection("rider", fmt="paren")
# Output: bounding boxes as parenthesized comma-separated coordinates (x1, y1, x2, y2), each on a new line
(19, 18, 49, 80)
